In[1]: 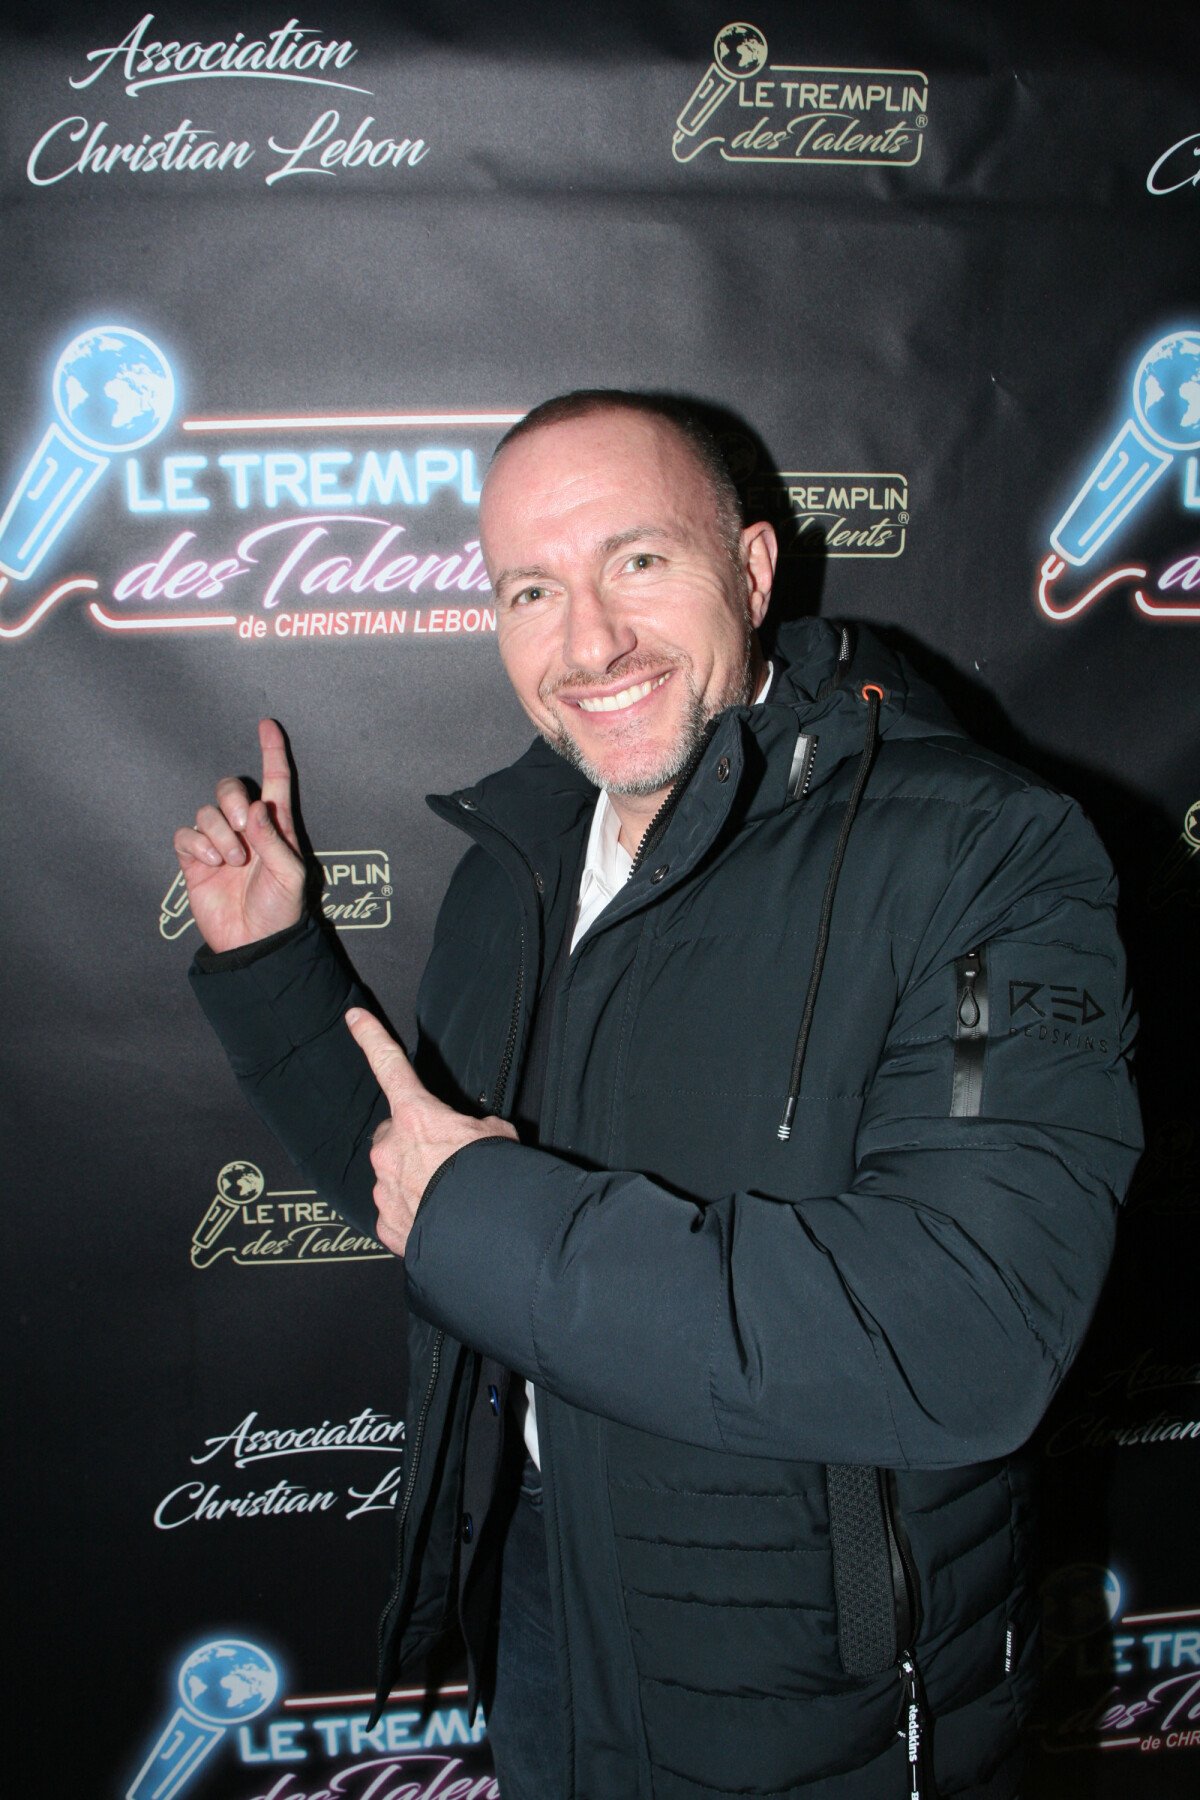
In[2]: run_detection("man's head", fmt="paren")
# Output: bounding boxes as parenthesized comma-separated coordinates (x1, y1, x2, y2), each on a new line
(480, 392, 777, 806)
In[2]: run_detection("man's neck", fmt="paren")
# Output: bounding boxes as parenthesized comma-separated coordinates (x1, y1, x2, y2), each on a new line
(607, 647, 767, 854)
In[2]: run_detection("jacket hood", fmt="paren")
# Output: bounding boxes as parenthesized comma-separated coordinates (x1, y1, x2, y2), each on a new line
(765, 617, 963, 789)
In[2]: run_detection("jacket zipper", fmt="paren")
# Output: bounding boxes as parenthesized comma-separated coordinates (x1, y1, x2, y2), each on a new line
(882, 1470, 920, 1651)
(490, 921, 525, 1116)
(375, 1329, 444, 1669)
(448, 794, 534, 1121)
(627, 721, 717, 880)
(883, 1474, 929, 1800)
(950, 945, 988, 1117)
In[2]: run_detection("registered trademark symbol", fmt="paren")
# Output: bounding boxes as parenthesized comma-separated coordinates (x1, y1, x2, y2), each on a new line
(915, 115, 928, 128)
(898, 511, 910, 525)
(381, 884, 393, 896)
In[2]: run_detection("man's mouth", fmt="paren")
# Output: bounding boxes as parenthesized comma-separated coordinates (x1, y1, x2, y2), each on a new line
(567, 672, 672, 714)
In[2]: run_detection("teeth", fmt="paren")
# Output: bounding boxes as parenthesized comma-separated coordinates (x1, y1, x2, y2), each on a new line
(576, 673, 669, 714)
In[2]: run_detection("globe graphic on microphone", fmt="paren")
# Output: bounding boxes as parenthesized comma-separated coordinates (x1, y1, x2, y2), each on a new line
(217, 1160, 266, 1206)
(1133, 329, 1200, 452)
(712, 22, 768, 80)
(177, 1639, 279, 1725)
(52, 326, 175, 454)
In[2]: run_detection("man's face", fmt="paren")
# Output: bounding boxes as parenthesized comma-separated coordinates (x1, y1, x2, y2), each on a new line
(481, 409, 776, 800)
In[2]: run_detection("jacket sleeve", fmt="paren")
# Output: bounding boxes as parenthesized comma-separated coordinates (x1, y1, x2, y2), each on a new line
(404, 788, 1142, 1470)
(188, 916, 388, 1241)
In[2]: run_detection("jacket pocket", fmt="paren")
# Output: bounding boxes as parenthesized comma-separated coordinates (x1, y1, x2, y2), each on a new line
(950, 945, 989, 1116)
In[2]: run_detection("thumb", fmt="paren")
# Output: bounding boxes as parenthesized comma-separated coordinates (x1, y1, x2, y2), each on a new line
(345, 1007, 415, 1104)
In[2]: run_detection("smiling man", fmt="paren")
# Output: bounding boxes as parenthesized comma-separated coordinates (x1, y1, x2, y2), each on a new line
(182, 391, 1140, 1800)
(484, 401, 776, 832)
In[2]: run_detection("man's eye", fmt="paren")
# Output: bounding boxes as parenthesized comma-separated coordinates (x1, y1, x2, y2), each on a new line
(626, 553, 660, 572)
(512, 586, 546, 606)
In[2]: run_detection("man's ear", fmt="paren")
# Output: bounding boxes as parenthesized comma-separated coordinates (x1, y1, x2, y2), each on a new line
(741, 520, 778, 628)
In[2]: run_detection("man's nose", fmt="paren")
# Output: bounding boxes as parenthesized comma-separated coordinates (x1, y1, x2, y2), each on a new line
(561, 582, 636, 671)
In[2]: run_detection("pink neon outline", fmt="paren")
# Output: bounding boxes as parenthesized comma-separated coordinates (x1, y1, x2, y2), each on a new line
(1036, 553, 1149, 622)
(0, 575, 98, 639)
(284, 1684, 469, 1710)
(1122, 1606, 1200, 1623)
(1134, 587, 1200, 618)
(89, 601, 236, 632)
(182, 412, 526, 433)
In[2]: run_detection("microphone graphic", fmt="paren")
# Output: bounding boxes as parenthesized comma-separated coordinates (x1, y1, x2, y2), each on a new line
(127, 1638, 279, 1800)
(0, 324, 175, 582)
(1050, 328, 1200, 567)
(674, 22, 768, 156)
(159, 870, 195, 941)
(190, 1162, 265, 1268)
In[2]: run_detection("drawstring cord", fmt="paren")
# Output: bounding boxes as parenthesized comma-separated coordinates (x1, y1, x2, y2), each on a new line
(778, 685, 883, 1141)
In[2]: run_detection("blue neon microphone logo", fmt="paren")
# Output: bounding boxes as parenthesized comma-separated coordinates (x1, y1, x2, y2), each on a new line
(127, 1637, 280, 1800)
(1050, 329, 1200, 567)
(0, 324, 175, 581)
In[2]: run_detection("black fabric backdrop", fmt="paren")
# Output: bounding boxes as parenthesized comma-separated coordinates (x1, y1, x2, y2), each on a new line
(4, 4, 1198, 1794)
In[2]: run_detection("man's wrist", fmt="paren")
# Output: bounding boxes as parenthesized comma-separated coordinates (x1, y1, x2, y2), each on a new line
(192, 911, 310, 972)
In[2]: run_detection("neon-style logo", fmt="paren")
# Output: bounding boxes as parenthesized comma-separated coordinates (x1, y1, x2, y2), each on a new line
(128, 1637, 280, 1800)
(1050, 331, 1200, 566)
(1039, 328, 1200, 622)
(0, 324, 175, 581)
(0, 321, 521, 644)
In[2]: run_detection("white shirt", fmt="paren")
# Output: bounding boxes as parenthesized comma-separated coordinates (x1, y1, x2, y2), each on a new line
(522, 661, 775, 1467)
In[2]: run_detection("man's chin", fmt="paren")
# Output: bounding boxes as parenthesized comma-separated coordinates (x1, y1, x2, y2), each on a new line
(542, 723, 692, 798)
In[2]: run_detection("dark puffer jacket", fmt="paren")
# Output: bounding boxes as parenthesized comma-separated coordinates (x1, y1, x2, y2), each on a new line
(192, 619, 1141, 1799)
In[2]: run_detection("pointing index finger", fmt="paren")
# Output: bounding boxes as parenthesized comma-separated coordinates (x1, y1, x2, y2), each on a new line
(258, 717, 295, 821)
(345, 1007, 414, 1102)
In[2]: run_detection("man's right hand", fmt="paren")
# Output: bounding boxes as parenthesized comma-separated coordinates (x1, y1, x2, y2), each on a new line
(173, 718, 307, 952)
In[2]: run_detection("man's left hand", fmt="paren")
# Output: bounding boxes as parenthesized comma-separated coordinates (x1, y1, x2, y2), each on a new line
(345, 1007, 517, 1257)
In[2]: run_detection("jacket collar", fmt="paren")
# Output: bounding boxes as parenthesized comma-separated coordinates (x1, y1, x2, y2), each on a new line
(427, 617, 964, 876)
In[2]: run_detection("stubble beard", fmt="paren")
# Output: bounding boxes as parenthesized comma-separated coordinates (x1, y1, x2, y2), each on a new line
(540, 618, 755, 799)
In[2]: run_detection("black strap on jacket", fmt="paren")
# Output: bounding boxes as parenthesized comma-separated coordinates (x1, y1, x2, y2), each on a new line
(826, 1463, 900, 1677)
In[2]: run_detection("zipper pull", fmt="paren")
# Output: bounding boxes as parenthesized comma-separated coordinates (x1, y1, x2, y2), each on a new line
(899, 1657, 930, 1800)
(957, 950, 981, 1030)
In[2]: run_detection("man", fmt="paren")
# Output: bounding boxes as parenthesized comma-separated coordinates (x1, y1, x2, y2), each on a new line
(179, 393, 1141, 1799)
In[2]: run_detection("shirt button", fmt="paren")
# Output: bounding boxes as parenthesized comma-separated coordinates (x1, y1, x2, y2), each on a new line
(715, 756, 730, 782)
(461, 1512, 474, 1544)
(458, 796, 477, 811)
(650, 865, 669, 883)
(534, 870, 545, 893)
(488, 1385, 501, 1416)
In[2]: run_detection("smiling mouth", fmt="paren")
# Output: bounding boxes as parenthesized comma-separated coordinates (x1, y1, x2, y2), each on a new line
(569, 672, 672, 714)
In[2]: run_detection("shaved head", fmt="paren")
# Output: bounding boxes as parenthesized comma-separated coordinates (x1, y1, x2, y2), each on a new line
(489, 390, 744, 563)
